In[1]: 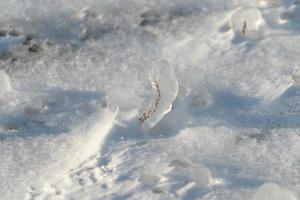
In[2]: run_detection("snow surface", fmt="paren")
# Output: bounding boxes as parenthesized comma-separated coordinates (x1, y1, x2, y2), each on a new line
(1, 0, 300, 199)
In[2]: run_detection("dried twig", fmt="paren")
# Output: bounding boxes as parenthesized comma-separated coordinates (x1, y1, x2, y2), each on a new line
(242, 21, 247, 36)
(139, 79, 161, 124)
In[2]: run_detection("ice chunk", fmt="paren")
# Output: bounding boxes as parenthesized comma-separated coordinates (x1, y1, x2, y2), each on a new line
(230, 7, 264, 39)
(139, 61, 178, 131)
(139, 173, 160, 186)
(0, 70, 11, 98)
(190, 87, 212, 109)
(166, 159, 212, 188)
(24, 97, 48, 116)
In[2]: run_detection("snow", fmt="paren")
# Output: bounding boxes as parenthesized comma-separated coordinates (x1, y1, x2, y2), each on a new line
(254, 182, 297, 200)
(0, 0, 300, 199)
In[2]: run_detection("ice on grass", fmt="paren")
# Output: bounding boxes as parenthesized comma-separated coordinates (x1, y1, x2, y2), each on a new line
(140, 61, 178, 131)
(230, 6, 265, 39)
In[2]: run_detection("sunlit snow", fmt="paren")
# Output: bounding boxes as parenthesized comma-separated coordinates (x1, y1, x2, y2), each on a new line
(0, 0, 300, 199)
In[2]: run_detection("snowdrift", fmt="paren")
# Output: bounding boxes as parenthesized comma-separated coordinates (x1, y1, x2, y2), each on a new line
(0, 90, 117, 199)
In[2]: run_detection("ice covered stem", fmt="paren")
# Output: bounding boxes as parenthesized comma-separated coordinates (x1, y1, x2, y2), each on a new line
(139, 61, 178, 131)
(242, 21, 247, 35)
(139, 78, 161, 124)
(0, 69, 11, 98)
(230, 6, 264, 40)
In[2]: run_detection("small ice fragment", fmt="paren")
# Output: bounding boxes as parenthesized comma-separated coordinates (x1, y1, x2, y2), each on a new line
(167, 159, 212, 188)
(139, 173, 160, 186)
(0, 69, 11, 98)
(24, 98, 47, 116)
(191, 87, 212, 108)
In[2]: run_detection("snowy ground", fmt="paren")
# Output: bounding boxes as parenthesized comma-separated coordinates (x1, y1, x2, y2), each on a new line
(1, 0, 300, 199)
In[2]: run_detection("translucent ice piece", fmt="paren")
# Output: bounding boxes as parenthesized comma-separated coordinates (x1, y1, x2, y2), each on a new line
(230, 6, 264, 39)
(140, 61, 178, 131)
(0, 70, 11, 98)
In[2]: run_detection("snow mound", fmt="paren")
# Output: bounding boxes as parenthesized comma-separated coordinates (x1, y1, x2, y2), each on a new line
(166, 159, 212, 188)
(0, 90, 117, 199)
(254, 182, 297, 200)
(1, 0, 300, 199)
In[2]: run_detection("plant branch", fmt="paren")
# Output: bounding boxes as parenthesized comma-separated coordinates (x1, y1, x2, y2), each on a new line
(139, 79, 161, 124)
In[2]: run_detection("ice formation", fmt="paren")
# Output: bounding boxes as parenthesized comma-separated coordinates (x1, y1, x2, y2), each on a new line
(0, 69, 11, 98)
(139, 61, 178, 131)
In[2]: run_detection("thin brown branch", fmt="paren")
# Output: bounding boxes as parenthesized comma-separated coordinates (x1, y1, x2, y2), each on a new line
(242, 21, 247, 36)
(139, 79, 161, 124)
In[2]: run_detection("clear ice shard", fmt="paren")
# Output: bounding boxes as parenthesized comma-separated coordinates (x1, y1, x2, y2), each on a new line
(140, 61, 178, 131)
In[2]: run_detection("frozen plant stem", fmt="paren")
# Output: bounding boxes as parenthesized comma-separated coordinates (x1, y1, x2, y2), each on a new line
(139, 79, 161, 124)
(242, 21, 247, 36)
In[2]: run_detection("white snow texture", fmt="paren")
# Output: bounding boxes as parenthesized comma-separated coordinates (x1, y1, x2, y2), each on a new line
(0, 0, 300, 199)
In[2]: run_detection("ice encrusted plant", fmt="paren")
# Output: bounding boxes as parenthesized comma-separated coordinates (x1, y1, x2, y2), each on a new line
(138, 61, 179, 131)
(242, 20, 247, 36)
(139, 77, 161, 124)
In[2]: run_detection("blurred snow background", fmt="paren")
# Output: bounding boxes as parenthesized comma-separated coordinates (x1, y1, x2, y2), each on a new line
(0, 0, 300, 199)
